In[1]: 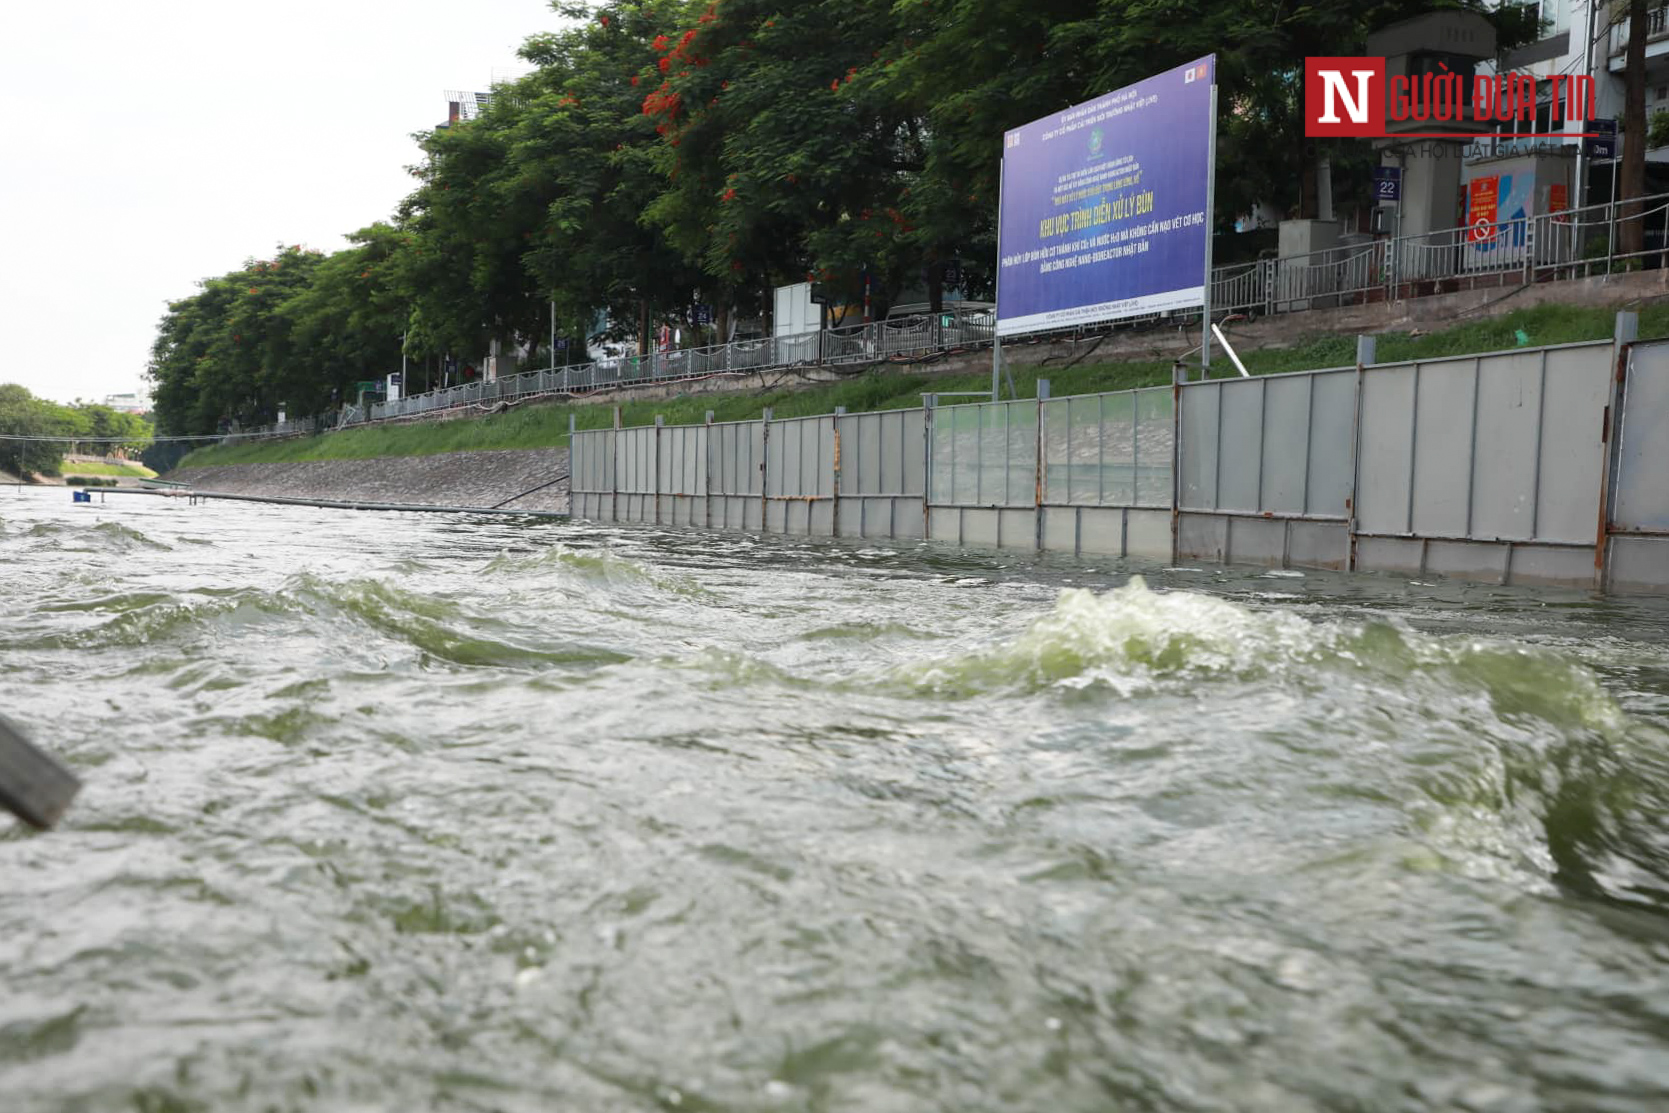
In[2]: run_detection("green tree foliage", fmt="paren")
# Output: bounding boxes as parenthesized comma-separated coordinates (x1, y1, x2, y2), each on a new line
(150, 247, 331, 434)
(0, 385, 63, 476)
(147, 0, 1536, 431)
(0, 386, 154, 478)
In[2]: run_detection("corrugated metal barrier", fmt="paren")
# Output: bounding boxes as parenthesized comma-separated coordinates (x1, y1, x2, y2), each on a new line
(570, 315, 1669, 593)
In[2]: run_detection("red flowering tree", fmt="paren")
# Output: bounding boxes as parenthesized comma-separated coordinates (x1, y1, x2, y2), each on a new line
(637, 0, 932, 324)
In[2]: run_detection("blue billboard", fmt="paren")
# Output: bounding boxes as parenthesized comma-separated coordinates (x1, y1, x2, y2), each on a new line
(997, 57, 1216, 337)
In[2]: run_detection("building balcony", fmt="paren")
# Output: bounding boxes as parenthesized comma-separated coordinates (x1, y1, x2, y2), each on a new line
(1610, 5, 1669, 58)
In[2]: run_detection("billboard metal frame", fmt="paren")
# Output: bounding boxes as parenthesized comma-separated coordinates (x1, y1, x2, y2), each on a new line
(993, 59, 1218, 371)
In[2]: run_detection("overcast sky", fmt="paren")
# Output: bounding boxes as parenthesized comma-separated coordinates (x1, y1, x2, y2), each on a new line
(1, 0, 562, 406)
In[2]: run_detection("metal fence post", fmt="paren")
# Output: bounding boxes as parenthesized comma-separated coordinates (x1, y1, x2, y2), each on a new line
(832, 406, 845, 537)
(611, 405, 622, 523)
(923, 394, 936, 538)
(1170, 360, 1182, 563)
(654, 415, 664, 525)
(1356, 335, 1376, 368)
(760, 406, 772, 534)
(1035, 379, 1050, 550)
(1596, 310, 1640, 589)
(1346, 347, 1367, 571)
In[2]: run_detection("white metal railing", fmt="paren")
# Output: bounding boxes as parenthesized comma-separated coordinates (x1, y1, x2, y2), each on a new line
(363, 306, 1000, 423)
(1612, 4, 1669, 51)
(219, 192, 1669, 442)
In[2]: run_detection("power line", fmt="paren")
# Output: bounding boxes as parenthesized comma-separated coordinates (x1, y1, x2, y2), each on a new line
(0, 432, 239, 444)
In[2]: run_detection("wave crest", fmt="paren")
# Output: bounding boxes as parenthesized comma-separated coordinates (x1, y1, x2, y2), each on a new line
(897, 576, 1328, 697)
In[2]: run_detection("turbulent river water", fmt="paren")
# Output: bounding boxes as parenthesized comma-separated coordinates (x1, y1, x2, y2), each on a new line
(3, 486, 1669, 1113)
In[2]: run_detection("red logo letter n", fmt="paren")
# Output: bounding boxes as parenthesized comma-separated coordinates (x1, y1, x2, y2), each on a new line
(1306, 56, 1384, 137)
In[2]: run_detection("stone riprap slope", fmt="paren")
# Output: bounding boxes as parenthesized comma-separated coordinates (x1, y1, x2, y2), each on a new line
(173, 448, 569, 514)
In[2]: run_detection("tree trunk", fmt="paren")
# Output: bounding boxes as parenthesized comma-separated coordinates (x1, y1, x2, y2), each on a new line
(716, 301, 732, 345)
(1299, 141, 1317, 220)
(638, 299, 651, 356)
(927, 255, 944, 314)
(1621, 0, 1649, 256)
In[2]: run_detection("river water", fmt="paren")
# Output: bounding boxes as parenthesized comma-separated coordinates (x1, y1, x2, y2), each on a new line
(3, 486, 1668, 1113)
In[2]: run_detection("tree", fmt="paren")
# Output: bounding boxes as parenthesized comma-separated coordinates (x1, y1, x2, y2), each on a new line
(0, 384, 61, 477)
(147, 0, 1556, 428)
(0, 386, 120, 477)
(1621, 0, 1648, 255)
(512, 2, 706, 354)
(149, 247, 326, 433)
(277, 224, 409, 408)
(640, 0, 930, 319)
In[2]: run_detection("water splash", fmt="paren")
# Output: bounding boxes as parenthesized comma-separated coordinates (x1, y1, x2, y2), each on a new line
(894, 575, 1333, 697)
(483, 544, 711, 598)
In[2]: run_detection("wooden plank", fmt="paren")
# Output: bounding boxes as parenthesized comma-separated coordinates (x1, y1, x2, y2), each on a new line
(0, 717, 81, 830)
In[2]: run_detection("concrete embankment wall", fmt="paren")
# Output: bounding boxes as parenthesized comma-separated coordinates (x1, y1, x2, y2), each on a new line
(172, 448, 570, 514)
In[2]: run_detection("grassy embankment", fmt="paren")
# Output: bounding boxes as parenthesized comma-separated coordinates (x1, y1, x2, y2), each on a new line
(178, 302, 1669, 469)
(61, 461, 157, 478)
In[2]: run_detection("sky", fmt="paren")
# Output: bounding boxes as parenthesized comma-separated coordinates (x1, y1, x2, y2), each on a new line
(1, 0, 564, 406)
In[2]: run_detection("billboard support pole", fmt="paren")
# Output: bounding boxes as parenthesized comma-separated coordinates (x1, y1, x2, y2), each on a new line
(993, 155, 1006, 401)
(1201, 83, 1218, 372)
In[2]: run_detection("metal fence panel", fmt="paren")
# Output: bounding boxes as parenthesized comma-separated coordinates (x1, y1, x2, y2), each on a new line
(616, 426, 654, 495)
(1179, 370, 1351, 519)
(1615, 340, 1669, 532)
(943, 407, 973, 504)
(571, 430, 616, 497)
(1066, 397, 1102, 504)
(1042, 399, 1069, 505)
(1354, 366, 1415, 535)
(709, 421, 762, 497)
(1178, 382, 1221, 510)
(844, 412, 882, 497)
(978, 405, 1005, 503)
(931, 401, 1035, 508)
(1354, 344, 1613, 545)
(836, 409, 925, 498)
(1004, 402, 1038, 508)
(656, 425, 706, 497)
(1215, 378, 1264, 512)
(1043, 389, 1172, 509)
(1470, 351, 1546, 541)
(766, 416, 833, 498)
(1134, 388, 1174, 507)
(1409, 359, 1476, 538)
(1307, 371, 1356, 517)
(899, 410, 926, 496)
(1097, 392, 1137, 505)
(558, 341, 1643, 592)
(1260, 376, 1311, 514)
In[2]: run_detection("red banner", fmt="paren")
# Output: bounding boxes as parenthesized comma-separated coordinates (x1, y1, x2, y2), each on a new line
(1468, 176, 1499, 243)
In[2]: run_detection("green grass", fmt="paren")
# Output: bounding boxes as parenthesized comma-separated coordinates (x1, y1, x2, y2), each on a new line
(61, 460, 156, 478)
(177, 301, 1669, 470)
